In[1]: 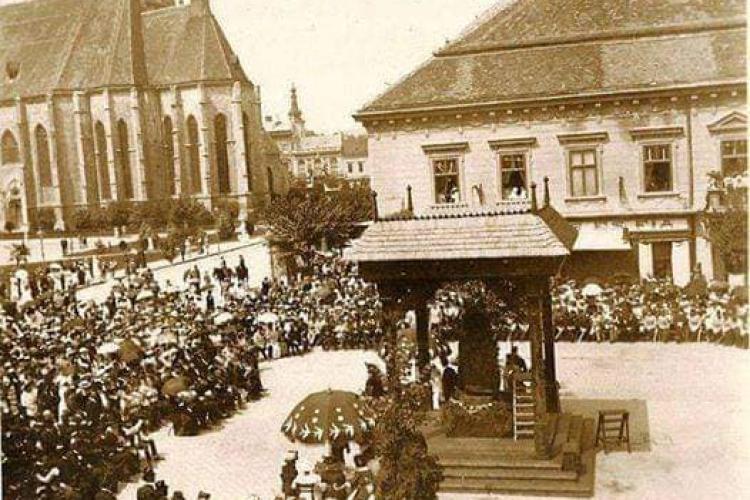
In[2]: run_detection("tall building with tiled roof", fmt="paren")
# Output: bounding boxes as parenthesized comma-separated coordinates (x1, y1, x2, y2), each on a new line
(0, 0, 287, 231)
(266, 86, 369, 185)
(354, 0, 746, 283)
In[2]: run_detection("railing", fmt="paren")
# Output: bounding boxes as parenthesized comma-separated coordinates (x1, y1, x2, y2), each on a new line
(424, 199, 531, 216)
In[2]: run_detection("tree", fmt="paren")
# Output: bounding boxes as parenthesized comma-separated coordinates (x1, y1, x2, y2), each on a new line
(10, 243, 30, 266)
(216, 211, 236, 241)
(368, 311, 443, 499)
(703, 177, 748, 275)
(262, 176, 372, 260)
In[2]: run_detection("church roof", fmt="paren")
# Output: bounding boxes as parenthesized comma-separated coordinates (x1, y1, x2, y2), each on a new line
(0, 0, 248, 102)
(349, 210, 571, 263)
(357, 0, 746, 117)
(0, 0, 146, 101)
(142, 3, 249, 86)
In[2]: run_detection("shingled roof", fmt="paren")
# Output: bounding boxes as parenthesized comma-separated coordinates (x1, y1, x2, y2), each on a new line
(349, 211, 571, 263)
(0, 0, 248, 102)
(357, 0, 746, 116)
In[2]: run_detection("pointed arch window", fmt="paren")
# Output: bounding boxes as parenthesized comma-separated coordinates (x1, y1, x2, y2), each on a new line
(1, 130, 20, 165)
(163, 116, 176, 196)
(242, 112, 252, 191)
(116, 120, 134, 199)
(34, 125, 52, 188)
(95, 122, 112, 200)
(215, 113, 230, 194)
(186, 115, 201, 194)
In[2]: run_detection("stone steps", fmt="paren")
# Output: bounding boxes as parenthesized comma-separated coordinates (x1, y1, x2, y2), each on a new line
(435, 413, 597, 497)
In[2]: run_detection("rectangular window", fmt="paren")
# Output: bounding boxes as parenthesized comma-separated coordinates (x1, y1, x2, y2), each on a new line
(433, 157, 460, 204)
(652, 242, 672, 279)
(358, 161, 364, 173)
(643, 144, 673, 193)
(347, 162, 353, 174)
(499, 152, 527, 200)
(721, 139, 747, 177)
(568, 149, 599, 197)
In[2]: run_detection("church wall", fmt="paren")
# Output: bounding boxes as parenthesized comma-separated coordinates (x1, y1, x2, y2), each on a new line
(50, 96, 84, 222)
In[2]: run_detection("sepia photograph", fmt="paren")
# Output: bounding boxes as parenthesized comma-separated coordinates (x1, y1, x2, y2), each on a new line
(0, 0, 747, 498)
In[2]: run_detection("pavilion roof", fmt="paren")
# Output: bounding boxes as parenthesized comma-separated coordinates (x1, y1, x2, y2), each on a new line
(349, 208, 573, 263)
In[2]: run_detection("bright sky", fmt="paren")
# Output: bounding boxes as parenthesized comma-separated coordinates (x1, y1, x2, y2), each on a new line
(0, 0, 502, 132)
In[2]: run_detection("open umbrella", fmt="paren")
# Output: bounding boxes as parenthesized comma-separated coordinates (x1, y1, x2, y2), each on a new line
(118, 338, 143, 363)
(162, 376, 189, 396)
(709, 281, 730, 293)
(136, 290, 154, 302)
(281, 390, 376, 445)
(258, 311, 279, 324)
(214, 311, 233, 326)
(98, 342, 119, 355)
(582, 283, 604, 297)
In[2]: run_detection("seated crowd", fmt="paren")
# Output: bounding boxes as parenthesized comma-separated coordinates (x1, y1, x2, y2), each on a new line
(0, 251, 381, 499)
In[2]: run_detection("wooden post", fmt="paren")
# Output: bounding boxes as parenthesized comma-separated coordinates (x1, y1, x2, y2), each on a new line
(371, 191, 379, 221)
(528, 278, 550, 458)
(415, 299, 430, 383)
(541, 278, 559, 413)
(543, 176, 550, 208)
(530, 182, 538, 212)
(406, 185, 414, 214)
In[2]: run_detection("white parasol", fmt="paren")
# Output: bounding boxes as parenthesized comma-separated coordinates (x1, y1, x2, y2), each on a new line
(582, 283, 604, 297)
(214, 311, 234, 326)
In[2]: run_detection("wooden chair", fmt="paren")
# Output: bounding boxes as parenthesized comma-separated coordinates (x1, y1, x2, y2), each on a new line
(595, 409, 631, 453)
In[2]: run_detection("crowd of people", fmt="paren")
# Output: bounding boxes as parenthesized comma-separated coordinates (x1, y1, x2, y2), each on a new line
(426, 274, 748, 349)
(0, 249, 382, 499)
(2, 238, 747, 497)
(550, 277, 748, 348)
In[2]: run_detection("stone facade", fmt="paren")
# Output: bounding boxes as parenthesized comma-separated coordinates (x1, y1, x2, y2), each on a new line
(0, 0, 287, 232)
(355, 0, 746, 282)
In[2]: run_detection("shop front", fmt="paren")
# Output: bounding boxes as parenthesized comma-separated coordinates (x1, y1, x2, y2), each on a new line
(567, 216, 696, 286)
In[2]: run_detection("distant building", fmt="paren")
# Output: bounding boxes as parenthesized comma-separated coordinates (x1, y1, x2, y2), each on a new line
(266, 87, 369, 186)
(0, 0, 287, 232)
(355, 0, 746, 284)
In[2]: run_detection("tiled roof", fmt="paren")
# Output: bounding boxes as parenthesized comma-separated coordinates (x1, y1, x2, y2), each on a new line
(0, 0, 247, 101)
(341, 134, 368, 157)
(358, 0, 745, 115)
(444, 0, 745, 53)
(349, 212, 570, 263)
(143, 4, 249, 86)
(0, 0, 146, 101)
(299, 133, 342, 152)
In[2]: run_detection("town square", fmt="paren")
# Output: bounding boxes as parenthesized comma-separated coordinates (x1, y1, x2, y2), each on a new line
(0, 1, 748, 499)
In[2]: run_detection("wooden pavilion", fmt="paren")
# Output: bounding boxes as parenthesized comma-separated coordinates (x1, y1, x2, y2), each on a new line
(348, 180, 597, 495)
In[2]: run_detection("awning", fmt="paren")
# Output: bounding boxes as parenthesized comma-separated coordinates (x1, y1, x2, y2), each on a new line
(573, 225, 631, 251)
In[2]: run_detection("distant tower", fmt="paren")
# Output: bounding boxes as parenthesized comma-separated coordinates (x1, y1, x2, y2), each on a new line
(289, 84, 305, 140)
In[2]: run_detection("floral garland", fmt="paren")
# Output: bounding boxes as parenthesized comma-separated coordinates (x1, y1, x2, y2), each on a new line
(436, 280, 529, 340)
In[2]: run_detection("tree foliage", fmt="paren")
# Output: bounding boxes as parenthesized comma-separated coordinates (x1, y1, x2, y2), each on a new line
(10, 244, 30, 266)
(262, 176, 372, 256)
(704, 186, 748, 274)
(367, 311, 443, 499)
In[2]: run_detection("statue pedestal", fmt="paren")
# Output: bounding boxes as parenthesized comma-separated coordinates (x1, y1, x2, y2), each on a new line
(458, 312, 499, 397)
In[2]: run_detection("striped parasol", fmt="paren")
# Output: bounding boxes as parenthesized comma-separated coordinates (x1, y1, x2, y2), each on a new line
(281, 390, 376, 445)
